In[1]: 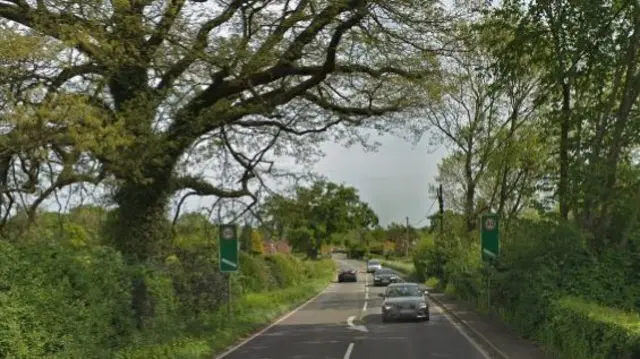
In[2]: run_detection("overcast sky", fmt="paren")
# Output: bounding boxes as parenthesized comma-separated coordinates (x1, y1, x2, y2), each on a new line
(313, 136, 446, 227)
(178, 131, 449, 228)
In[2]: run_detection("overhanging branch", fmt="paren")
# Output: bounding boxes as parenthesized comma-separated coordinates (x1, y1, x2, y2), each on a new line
(301, 92, 403, 116)
(168, 6, 368, 149)
(235, 116, 344, 135)
(145, 0, 187, 59)
(155, 0, 244, 92)
(170, 175, 251, 198)
(168, 1, 368, 145)
(0, 3, 103, 60)
(50, 63, 106, 90)
(26, 147, 104, 221)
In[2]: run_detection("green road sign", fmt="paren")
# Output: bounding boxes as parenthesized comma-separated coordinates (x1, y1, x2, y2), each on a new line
(219, 224, 239, 272)
(481, 214, 499, 261)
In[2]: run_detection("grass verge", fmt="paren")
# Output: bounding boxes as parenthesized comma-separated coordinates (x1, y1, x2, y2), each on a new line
(115, 274, 334, 359)
(379, 259, 418, 281)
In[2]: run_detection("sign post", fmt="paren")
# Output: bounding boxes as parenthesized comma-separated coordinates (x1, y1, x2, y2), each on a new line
(219, 224, 239, 320)
(481, 214, 499, 261)
(219, 224, 239, 272)
(481, 214, 499, 315)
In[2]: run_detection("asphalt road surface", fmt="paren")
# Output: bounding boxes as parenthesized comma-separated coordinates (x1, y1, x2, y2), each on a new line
(216, 255, 492, 359)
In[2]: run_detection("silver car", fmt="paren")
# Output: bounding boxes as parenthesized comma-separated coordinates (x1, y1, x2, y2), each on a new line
(366, 259, 382, 273)
(379, 283, 430, 322)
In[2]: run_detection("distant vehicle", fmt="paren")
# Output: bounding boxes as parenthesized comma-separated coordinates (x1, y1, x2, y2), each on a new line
(372, 268, 399, 286)
(338, 268, 357, 282)
(379, 282, 429, 322)
(366, 259, 382, 273)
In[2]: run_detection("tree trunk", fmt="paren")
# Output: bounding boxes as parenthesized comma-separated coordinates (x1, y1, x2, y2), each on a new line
(111, 180, 173, 261)
(110, 178, 173, 330)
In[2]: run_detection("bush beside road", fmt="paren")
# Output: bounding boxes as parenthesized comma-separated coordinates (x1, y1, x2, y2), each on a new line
(0, 212, 336, 359)
(379, 259, 414, 277)
(383, 225, 640, 359)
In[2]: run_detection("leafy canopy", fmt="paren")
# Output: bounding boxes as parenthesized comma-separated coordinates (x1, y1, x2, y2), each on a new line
(261, 180, 378, 254)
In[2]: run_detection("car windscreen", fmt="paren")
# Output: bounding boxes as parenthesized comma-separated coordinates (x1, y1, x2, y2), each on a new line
(374, 269, 392, 274)
(385, 286, 422, 298)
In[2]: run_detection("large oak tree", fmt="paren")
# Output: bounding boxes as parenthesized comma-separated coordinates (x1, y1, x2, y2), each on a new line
(0, 0, 448, 259)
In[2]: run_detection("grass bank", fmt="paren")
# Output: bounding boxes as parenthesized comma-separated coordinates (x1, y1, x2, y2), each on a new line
(373, 257, 418, 281)
(116, 273, 334, 359)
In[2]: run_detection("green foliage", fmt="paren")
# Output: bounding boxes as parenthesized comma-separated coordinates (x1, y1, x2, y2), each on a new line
(0, 241, 134, 358)
(376, 259, 413, 275)
(0, 209, 335, 358)
(346, 240, 367, 259)
(537, 297, 640, 359)
(264, 254, 305, 288)
(238, 252, 276, 293)
(0, 0, 439, 264)
(262, 180, 378, 257)
(410, 216, 640, 358)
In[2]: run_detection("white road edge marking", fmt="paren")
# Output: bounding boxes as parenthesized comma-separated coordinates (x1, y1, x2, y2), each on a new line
(432, 300, 493, 359)
(343, 342, 354, 359)
(214, 283, 332, 359)
(362, 270, 369, 315)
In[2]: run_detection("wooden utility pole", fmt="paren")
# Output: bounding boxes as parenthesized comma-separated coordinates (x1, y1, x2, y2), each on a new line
(437, 184, 444, 234)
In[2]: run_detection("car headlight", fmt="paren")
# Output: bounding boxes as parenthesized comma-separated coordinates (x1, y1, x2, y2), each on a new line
(374, 276, 379, 280)
(419, 303, 427, 309)
(383, 304, 393, 310)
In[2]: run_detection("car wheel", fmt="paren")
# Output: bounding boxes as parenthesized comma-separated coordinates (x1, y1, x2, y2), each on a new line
(423, 312, 430, 321)
(382, 315, 389, 323)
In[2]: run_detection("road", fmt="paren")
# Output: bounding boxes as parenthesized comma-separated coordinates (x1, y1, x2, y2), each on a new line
(216, 255, 492, 359)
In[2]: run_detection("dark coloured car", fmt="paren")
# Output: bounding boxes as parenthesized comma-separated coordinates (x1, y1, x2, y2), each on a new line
(379, 283, 429, 322)
(373, 268, 399, 286)
(338, 268, 358, 282)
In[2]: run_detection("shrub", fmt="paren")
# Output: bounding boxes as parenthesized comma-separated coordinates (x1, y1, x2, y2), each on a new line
(442, 241, 484, 307)
(538, 297, 640, 359)
(412, 233, 449, 283)
(238, 252, 277, 293)
(347, 242, 367, 259)
(302, 258, 336, 280)
(0, 241, 134, 358)
(264, 253, 305, 288)
(368, 242, 384, 256)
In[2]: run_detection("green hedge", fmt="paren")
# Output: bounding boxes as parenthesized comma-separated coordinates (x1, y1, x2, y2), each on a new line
(0, 238, 336, 359)
(409, 219, 640, 359)
(538, 297, 640, 359)
(379, 259, 414, 276)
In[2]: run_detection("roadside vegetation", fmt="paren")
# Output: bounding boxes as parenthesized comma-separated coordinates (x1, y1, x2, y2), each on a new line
(1, 0, 640, 359)
(334, 1, 640, 355)
(0, 209, 336, 358)
(332, 1, 640, 357)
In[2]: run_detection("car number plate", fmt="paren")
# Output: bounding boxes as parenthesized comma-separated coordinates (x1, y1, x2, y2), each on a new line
(400, 308, 414, 315)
